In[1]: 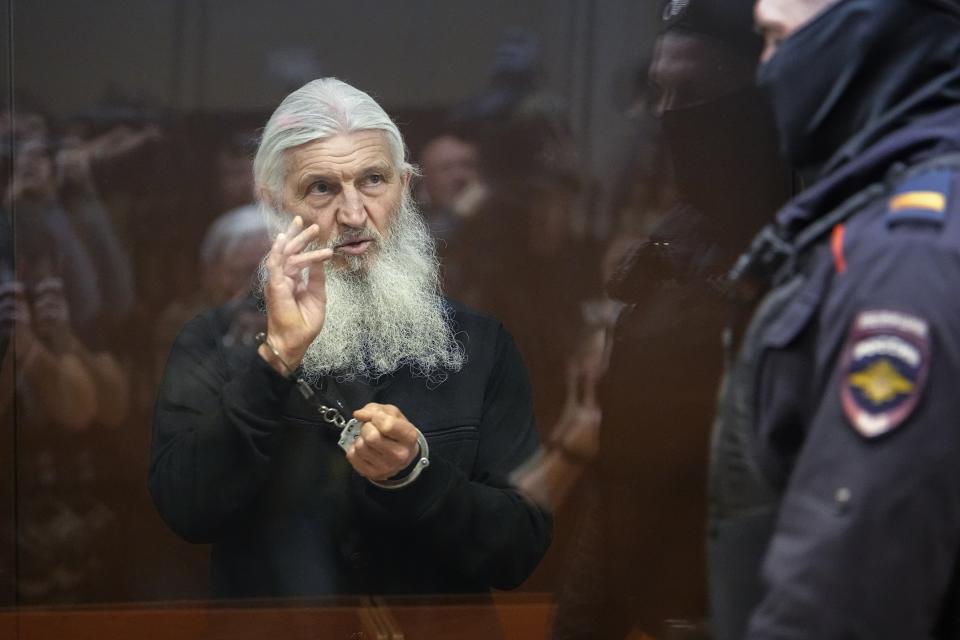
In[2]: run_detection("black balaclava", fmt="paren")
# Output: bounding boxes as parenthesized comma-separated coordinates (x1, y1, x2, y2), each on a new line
(656, 0, 790, 249)
(757, 0, 960, 176)
(609, 1, 792, 304)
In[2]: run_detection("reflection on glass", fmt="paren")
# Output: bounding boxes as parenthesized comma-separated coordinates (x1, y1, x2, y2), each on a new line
(549, 1, 790, 638)
(0, 1, 793, 637)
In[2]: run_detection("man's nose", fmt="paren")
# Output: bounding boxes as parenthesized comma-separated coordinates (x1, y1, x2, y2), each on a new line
(336, 184, 367, 227)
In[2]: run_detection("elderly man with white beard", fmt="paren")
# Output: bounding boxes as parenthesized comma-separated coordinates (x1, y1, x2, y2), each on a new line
(149, 78, 552, 599)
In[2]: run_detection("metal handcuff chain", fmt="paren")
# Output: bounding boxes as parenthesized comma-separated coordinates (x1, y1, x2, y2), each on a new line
(256, 332, 430, 490)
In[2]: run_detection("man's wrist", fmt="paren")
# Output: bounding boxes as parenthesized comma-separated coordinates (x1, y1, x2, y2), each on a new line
(369, 430, 431, 490)
(255, 333, 303, 378)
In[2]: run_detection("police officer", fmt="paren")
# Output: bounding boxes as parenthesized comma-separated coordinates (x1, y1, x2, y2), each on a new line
(710, 0, 960, 637)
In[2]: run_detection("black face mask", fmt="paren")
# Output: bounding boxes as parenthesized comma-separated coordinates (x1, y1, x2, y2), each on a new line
(660, 86, 789, 241)
(757, 0, 960, 173)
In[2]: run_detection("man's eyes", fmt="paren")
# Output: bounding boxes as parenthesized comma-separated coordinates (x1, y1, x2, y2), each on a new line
(306, 174, 385, 195)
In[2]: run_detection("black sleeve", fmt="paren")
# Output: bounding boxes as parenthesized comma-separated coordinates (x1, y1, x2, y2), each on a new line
(148, 314, 295, 543)
(360, 325, 553, 589)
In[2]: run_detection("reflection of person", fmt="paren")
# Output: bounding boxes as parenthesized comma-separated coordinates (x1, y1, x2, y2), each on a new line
(417, 135, 481, 215)
(0, 221, 130, 602)
(415, 134, 485, 250)
(150, 139, 271, 413)
(710, 0, 960, 638)
(550, 1, 790, 637)
(3, 115, 137, 334)
(198, 204, 271, 307)
(214, 132, 257, 212)
(149, 78, 551, 599)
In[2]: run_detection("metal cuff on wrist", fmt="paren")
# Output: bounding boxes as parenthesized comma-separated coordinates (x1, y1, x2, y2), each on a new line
(255, 331, 297, 379)
(369, 430, 430, 490)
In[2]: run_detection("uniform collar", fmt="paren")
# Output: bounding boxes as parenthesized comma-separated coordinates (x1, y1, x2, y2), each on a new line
(775, 103, 960, 240)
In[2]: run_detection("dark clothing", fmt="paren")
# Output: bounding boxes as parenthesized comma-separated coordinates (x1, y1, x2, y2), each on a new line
(710, 103, 960, 639)
(554, 207, 728, 638)
(149, 300, 551, 598)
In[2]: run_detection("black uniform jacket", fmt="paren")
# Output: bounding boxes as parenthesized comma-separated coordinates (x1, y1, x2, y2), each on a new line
(713, 104, 960, 639)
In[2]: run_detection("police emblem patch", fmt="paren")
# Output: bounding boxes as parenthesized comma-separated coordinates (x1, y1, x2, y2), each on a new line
(840, 310, 930, 438)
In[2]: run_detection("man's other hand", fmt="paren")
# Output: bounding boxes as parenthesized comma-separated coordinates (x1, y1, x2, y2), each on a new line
(347, 403, 421, 482)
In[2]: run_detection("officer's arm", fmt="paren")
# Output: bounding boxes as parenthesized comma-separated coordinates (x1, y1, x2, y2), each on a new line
(747, 245, 960, 638)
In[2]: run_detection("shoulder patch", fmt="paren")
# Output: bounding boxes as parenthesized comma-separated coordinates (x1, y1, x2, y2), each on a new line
(886, 167, 953, 227)
(840, 309, 930, 438)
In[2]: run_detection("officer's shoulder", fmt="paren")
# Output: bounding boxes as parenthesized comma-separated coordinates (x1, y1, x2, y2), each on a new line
(822, 162, 960, 299)
(868, 161, 960, 244)
(820, 163, 960, 320)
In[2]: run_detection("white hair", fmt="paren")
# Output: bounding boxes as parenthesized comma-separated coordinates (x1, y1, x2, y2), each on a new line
(253, 77, 412, 234)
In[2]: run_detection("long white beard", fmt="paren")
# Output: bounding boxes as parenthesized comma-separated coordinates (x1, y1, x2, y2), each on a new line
(262, 194, 465, 385)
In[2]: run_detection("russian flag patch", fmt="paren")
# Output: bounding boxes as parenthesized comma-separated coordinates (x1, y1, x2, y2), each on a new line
(886, 168, 953, 226)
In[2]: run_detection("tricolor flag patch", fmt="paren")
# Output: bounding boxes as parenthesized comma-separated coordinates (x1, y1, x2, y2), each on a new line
(886, 168, 952, 226)
(840, 309, 930, 438)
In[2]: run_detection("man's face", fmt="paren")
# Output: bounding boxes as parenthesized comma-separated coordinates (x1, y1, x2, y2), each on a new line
(218, 149, 255, 209)
(755, 0, 842, 62)
(11, 139, 55, 201)
(647, 30, 755, 115)
(419, 136, 479, 210)
(279, 130, 407, 271)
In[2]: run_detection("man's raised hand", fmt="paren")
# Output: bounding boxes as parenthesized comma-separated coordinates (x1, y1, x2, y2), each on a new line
(259, 215, 333, 374)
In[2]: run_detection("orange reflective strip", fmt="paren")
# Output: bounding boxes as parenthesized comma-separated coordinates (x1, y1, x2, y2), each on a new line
(889, 191, 946, 212)
(831, 224, 847, 274)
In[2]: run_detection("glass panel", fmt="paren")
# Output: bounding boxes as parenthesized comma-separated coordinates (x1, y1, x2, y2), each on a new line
(0, 0, 14, 611)
(4, 1, 790, 638)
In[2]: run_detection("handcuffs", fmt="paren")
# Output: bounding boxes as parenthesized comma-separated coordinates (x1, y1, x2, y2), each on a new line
(256, 332, 430, 489)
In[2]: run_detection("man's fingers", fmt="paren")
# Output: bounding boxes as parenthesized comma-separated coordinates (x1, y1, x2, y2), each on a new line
(284, 215, 304, 236)
(301, 258, 328, 298)
(352, 431, 388, 464)
(347, 440, 394, 481)
(352, 404, 417, 445)
(358, 421, 412, 464)
(267, 232, 288, 274)
(359, 422, 385, 448)
(287, 248, 334, 270)
(268, 215, 304, 260)
(282, 222, 321, 257)
(354, 403, 404, 420)
(346, 446, 384, 479)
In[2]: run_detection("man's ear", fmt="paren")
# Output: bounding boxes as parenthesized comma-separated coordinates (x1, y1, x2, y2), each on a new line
(257, 185, 276, 209)
(401, 167, 413, 192)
